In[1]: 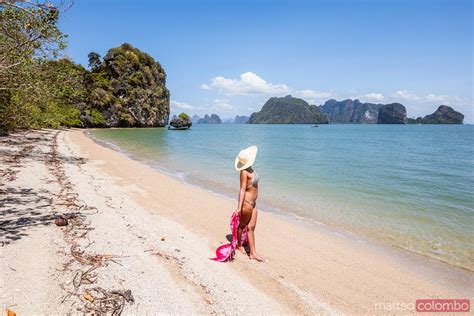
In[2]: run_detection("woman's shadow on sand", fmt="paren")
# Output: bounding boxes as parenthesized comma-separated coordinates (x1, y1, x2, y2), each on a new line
(225, 234, 250, 254)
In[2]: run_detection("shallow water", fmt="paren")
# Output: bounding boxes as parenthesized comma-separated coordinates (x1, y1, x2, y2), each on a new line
(91, 124, 474, 271)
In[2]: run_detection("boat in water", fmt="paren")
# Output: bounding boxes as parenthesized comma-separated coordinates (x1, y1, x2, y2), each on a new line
(168, 125, 191, 130)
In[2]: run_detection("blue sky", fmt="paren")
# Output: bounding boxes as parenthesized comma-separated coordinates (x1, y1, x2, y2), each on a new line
(60, 0, 473, 122)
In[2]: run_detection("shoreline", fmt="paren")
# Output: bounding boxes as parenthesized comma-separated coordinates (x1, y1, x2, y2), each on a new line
(87, 128, 473, 274)
(1, 128, 472, 314)
(74, 130, 473, 305)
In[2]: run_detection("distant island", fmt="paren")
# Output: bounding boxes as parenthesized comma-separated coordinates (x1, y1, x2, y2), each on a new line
(196, 114, 222, 124)
(232, 115, 250, 124)
(247, 96, 464, 124)
(248, 95, 329, 124)
(190, 114, 249, 124)
(407, 105, 464, 124)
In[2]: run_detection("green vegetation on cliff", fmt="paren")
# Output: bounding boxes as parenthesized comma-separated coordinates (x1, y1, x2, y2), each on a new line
(84, 43, 170, 127)
(248, 95, 328, 124)
(169, 112, 192, 128)
(0, 2, 169, 134)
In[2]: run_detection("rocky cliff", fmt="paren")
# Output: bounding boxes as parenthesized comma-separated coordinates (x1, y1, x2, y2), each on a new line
(377, 103, 407, 124)
(320, 99, 381, 123)
(246, 96, 464, 125)
(408, 105, 464, 124)
(248, 95, 329, 124)
(83, 43, 170, 127)
(169, 112, 192, 128)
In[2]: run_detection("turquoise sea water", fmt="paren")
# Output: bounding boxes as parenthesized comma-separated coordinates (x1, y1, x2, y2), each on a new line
(91, 125, 474, 271)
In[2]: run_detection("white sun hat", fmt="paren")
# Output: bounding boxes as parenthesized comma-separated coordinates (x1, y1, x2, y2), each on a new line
(235, 146, 258, 171)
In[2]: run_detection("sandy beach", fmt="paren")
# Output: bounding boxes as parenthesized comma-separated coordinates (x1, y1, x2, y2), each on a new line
(1, 129, 472, 315)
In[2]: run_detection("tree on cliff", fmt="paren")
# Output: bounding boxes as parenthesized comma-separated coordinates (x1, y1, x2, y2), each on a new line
(88, 52, 101, 71)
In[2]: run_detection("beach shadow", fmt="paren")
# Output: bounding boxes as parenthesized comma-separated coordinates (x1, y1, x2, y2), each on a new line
(28, 151, 88, 166)
(0, 130, 89, 190)
(224, 234, 250, 254)
(0, 129, 88, 167)
(0, 129, 87, 246)
(0, 187, 57, 246)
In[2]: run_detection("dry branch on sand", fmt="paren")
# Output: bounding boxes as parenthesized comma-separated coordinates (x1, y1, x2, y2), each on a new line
(80, 287, 135, 315)
(43, 131, 134, 314)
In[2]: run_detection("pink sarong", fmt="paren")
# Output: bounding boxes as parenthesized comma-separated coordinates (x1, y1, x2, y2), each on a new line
(211, 211, 248, 262)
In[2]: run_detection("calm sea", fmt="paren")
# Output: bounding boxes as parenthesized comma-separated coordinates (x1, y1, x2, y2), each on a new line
(90, 125, 474, 271)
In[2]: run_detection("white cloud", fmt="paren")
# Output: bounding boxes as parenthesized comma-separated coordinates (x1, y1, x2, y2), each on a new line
(392, 90, 466, 105)
(171, 100, 194, 110)
(364, 92, 385, 102)
(297, 89, 332, 99)
(201, 72, 290, 95)
(393, 90, 421, 101)
(201, 72, 335, 105)
(293, 89, 332, 104)
(349, 88, 358, 94)
(424, 93, 449, 103)
(213, 99, 234, 111)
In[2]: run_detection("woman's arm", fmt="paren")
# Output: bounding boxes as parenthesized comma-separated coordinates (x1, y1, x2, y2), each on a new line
(236, 170, 246, 214)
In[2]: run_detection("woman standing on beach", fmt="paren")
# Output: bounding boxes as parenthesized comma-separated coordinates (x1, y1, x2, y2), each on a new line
(234, 146, 265, 262)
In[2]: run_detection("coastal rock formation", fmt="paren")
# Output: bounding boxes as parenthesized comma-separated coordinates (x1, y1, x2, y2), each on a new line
(233, 115, 249, 124)
(85, 43, 170, 127)
(408, 105, 464, 124)
(191, 115, 201, 123)
(169, 113, 192, 128)
(320, 99, 381, 123)
(246, 96, 463, 125)
(197, 114, 222, 124)
(248, 95, 329, 124)
(377, 103, 407, 124)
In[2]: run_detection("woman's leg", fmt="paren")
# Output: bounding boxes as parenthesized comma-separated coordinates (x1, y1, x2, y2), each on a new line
(247, 207, 265, 261)
(237, 204, 252, 254)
